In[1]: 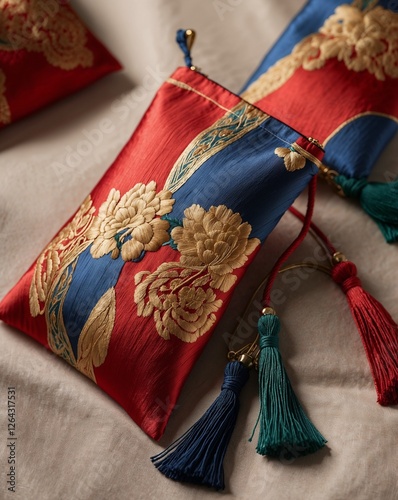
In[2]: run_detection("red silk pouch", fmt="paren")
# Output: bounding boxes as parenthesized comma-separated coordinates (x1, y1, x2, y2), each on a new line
(0, 36, 324, 439)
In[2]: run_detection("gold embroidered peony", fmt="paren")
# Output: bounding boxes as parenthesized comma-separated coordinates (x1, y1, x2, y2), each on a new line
(172, 205, 260, 292)
(0, 0, 94, 70)
(87, 182, 175, 262)
(242, 3, 398, 103)
(135, 204, 260, 343)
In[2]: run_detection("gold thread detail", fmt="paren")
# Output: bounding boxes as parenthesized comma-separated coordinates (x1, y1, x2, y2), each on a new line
(30, 196, 95, 370)
(275, 146, 307, 171)
(167, 78, 233, 114)
(134, 204, 260, 343)
(45, 258, 80, 367)
(291, 142, 323, 169)
(76, 287, 116, 382)
(164, 101, 269, 193)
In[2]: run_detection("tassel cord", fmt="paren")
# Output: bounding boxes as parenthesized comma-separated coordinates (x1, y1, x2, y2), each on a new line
(176, 29, 193, 68)
(288, 205, 336, 256)
(288, 205, 398, 406)
(262, 175, 317, 307)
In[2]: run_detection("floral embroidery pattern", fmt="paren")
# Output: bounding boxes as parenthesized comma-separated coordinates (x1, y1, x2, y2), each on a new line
(242, 3, 398, 103)
(87, 182, 175, 262)
(275, 146, 307, 172)
(0, 68, 10, 124)
(29, 195, 95, 317)
(135, 266, 222, 343)
(172, 205, 259, 292)
(29, 180, 175, 381)
(135, 204, 260, 343)
(0, 0, 94, 70)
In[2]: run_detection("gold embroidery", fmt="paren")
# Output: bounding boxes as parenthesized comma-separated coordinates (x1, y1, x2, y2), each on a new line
(134, 204, 260, 343)
(29, 196, 95, 317)
(46, 259, 79, 367)
(0, 69, 10, 125)
(167, 78, 233, 114)
(76, 287, 116, 382)
(86, 182, 175, 262)
(0, 0, 93, 70)
(172, 205, 260, 292)
(135, 265, 222, 343)
(164, 101, 269, 193)
(29, 182, 174, 381)
(275, 146, 307, 171)
(242, 3, 398, 103)
(290, 142, 324, 170)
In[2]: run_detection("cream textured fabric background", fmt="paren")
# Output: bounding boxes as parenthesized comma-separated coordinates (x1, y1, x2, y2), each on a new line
(1, 1, 398, 498)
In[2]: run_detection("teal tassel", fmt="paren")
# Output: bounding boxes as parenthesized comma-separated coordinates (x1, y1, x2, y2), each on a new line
(250, 313, 327, 458)
(336, 175, 398, 243)
(151, 361, 250, 491)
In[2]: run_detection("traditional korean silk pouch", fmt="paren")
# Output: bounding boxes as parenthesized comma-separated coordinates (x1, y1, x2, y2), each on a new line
(241, 0, 398, 242)
(0, 0, 121, 127)
(0, 31, 324, 440)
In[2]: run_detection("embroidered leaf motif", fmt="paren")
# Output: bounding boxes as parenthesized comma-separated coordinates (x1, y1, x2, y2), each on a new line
(275, 147, 306, 172)
(76, 287, 116, 383)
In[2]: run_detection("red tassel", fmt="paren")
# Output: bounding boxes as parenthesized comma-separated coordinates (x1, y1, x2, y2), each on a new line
(331, 259, 398, 406)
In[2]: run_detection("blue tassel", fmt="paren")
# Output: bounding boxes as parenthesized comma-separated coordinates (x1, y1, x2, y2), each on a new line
(151, 360, 250, 491)
(250, 312, 327, 458)
(176, 29, 193, 68)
